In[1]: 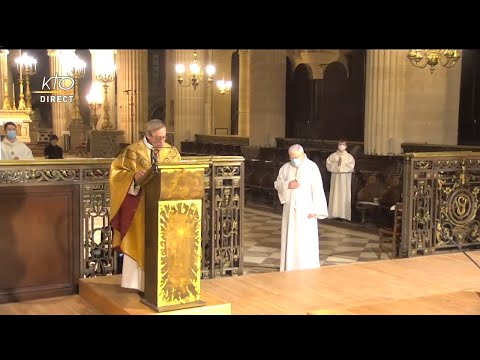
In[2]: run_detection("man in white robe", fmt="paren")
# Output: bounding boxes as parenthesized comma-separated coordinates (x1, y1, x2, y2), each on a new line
(1, 122, 34, 160)
(326, 139, 355, 221)
(274, 144, 329, 272)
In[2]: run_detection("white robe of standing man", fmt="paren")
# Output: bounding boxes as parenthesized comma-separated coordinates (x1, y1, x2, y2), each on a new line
(326, 140, 355, 221)
(274, 144, 329, 272)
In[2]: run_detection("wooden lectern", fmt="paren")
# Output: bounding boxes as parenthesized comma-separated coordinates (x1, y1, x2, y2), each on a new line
(139, 162, 209, 312)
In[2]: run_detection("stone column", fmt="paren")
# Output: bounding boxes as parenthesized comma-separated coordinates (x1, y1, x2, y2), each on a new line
(174, 49, 208, 144)
(238, 50, 251, 137)
(48, 50, 75, 147)
(204, 50, 213, 135)
(248, 50, 286, 147)
(116, 49, 148, 143)
(165, 50, 176, 143)
(364, 50, 404, 155)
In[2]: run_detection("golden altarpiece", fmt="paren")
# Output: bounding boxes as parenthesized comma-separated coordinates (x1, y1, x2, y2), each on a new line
(1, 79, 31, 143)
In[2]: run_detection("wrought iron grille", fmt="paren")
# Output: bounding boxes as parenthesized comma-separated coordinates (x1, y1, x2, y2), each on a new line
(401, 153, 480, 257)
(0, 156, 245, 280)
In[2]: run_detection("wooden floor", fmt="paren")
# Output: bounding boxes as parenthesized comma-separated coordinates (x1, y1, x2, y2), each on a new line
(79, 276, 232, 315)
(199, 251, 480, 315)
(2, 251, 480, 315)
(0, 295, 101, 315)
(308, 290, 480, 315)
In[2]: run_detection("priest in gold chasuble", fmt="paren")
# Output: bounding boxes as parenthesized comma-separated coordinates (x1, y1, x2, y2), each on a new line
(110, 119, 181, 292)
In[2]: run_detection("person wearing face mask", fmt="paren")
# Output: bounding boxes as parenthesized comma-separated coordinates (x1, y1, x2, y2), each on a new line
(274, 144, 329, 272)
(1, 122, 35, 160)
(109, 119, 180, 294)
(326, 139, 356, 221)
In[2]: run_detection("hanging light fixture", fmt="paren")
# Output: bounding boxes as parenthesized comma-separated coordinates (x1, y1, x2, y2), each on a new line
(216, 78, 232, 94)
(407, 50, 460, 74)
(175, 50, 233, 94)
(175, 50, 215, 90)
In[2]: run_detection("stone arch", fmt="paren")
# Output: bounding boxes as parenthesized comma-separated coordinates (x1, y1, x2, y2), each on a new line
(285, 63, 314, 138)
(149, 101, 166, 121)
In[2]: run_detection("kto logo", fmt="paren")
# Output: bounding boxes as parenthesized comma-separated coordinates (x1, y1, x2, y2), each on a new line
(33, 74, 75, 103)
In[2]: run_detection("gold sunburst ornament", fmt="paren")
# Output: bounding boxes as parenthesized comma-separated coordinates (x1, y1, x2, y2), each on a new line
(157, 200, 203, 307)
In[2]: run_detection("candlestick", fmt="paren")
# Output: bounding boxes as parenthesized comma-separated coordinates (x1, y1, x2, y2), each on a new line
(2, 79, 11, 110)
(12, 83, 16, 110)
(17, 79, 26, 110)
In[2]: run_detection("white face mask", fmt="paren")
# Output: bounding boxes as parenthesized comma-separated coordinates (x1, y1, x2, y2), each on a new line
(338, 145, 346, 152)
(291, 158, 303, 167)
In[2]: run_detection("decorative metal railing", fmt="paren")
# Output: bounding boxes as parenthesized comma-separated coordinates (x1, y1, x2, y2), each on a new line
(0, 156, 244, 279)
(401, 152, 480, 257)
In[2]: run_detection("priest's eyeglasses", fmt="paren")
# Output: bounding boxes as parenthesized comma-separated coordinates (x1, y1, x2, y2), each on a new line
(151, 136, 167, 141)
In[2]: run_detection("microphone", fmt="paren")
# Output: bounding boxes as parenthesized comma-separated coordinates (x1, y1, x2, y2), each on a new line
(151, 151, 159, 174)
(448, 236, 480, 271)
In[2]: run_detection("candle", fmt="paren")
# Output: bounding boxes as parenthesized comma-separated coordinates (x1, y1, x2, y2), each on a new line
(12, 83, 15, 109)
(19, 49, 22, 79)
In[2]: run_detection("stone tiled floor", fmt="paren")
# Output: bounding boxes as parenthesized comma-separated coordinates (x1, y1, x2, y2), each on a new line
(242, 207, 393, 274)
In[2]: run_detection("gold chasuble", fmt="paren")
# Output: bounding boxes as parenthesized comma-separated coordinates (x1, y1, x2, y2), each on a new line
(110, 139, 181, 270)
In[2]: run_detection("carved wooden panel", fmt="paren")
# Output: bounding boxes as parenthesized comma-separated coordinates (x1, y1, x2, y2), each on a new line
(0, 185, 79, 303)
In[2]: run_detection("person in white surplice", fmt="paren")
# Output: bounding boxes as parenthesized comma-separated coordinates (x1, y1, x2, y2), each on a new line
(326, 139, 355, 221)
(1, 122, 34, 160)
(274, 144, 329, 272)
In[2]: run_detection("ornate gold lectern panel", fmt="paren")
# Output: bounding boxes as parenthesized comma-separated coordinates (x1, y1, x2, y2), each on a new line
(159, 168, 205, 201)
(157, 199, 203, 308)
(142, 164, 207, 312)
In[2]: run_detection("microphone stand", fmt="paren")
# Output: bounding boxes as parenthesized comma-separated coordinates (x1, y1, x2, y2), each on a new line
(123, 89, 136, 144)
(447, 236, 480, 270)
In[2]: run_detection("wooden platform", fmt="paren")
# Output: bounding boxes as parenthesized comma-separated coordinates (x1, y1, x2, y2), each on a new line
(79, 276, 231, 315)
(198, 251, 480, 315)
(80, 251, 480, 315)
(308, 290, 480, 315)
(0, 295, 101, 315)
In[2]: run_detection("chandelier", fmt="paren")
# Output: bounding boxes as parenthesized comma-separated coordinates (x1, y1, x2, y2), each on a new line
(216, 79, 232, 94)
(176, 51, 215, 90)
(175, 50, 233, 94)
(15, 52, 37, 75)
(407, 50, 460, 74)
